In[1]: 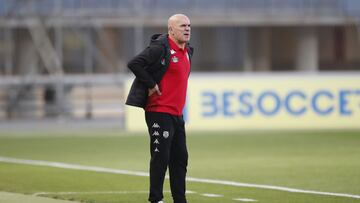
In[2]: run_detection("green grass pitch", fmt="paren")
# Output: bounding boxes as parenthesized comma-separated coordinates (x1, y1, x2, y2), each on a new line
(0, 130, 359, 203)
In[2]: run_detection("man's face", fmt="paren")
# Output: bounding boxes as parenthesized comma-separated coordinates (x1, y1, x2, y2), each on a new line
(170, 16, 191, 44)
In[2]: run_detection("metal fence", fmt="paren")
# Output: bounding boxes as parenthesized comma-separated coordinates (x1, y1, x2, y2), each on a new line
(0, 74, 126, 122)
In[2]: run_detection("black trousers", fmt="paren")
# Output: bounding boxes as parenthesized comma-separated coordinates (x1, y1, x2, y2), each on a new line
(145, 112, 188, 203)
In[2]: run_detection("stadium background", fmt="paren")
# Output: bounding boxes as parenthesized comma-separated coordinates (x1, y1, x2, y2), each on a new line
(0, 0, 359, 129)
(0, 1, 360, 203)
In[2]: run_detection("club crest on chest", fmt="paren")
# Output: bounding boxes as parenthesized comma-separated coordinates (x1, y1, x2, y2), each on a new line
(172, 56, 178, 63)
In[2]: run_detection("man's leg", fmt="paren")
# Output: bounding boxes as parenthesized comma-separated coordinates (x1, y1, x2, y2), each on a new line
(145, 112, 174, 203)
(169, 116, 188, 203)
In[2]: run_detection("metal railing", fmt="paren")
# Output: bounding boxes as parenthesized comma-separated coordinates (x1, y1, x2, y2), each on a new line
(0, 74, 127, 121)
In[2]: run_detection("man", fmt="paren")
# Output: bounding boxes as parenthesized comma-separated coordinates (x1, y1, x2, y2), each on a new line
(126, 14, 193, 203)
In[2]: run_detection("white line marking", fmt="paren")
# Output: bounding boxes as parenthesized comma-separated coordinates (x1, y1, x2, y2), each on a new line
(0, 156, 149, 176)
(34, 190, 196, 197)
(33, 190, 196, 196)
(201, 193, 223, 197)
(1, 156, 360, 199)
(233, 198, 257, 202)
(186, 177, 360, 199)
(34, 190, 152, 196)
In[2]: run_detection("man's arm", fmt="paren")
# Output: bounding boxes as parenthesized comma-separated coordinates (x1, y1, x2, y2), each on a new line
(127, 45, 163, 89)
(148, 84, 162, 96)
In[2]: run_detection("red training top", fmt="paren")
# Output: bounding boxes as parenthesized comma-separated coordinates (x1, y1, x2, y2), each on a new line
(145, 37, 190, 116)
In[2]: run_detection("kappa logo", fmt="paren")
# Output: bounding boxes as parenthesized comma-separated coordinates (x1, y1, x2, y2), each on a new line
(170, 49, 176, 55)
(163, 131, 169, 139)
(154, 147, 160, 152)
(152, 123, 160, 128)
(152, 131, 160, 136)
(154, 139, 160, 144)
(160, 58, 165, 66)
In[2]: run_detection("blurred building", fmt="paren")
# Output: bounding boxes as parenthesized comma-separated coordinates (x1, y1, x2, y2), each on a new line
(0, 0, 359, 121)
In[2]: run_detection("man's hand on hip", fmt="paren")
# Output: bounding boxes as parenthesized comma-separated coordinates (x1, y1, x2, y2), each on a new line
(148, 84, 162, 96)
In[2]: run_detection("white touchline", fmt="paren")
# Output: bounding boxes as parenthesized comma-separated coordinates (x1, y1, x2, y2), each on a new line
(33, 191, 152, 196)
(186, 177, 360, 199)
(33, 190, 196, 197)
(233, 198, 257, 202)
(201, 193, 223, 197)
(1, 156, 360, 199)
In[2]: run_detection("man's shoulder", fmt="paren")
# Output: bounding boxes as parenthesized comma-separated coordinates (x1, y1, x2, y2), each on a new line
(148, 34, 168, 52)
(150, 33, 169, 44)
(187, 45, 194, 56)
(149, 34, 171, 59)
(148, 43, 166, 51)
(147, 43, 168, 62)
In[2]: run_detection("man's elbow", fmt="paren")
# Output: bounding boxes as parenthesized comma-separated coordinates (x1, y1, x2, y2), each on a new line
(127, 60, 135, 72)
(128, 63, 142, 76)
(127, 58, 145, 73)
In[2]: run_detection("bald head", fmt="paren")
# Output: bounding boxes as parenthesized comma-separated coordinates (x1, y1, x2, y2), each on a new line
(167, 14, 191, 48)
(168, 14, 189, 29)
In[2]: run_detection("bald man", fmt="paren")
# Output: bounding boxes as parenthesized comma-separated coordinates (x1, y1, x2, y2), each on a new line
(126, 14, 193, 203)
